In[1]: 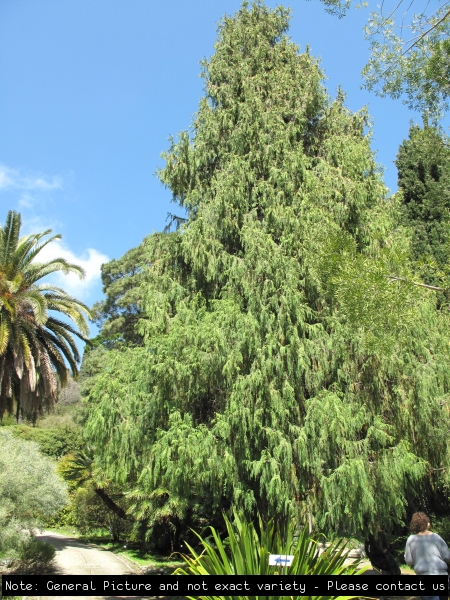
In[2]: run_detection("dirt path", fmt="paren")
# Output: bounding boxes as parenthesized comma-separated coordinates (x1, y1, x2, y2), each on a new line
(35, 530, 137, 576)
(26, 530, 139, 600)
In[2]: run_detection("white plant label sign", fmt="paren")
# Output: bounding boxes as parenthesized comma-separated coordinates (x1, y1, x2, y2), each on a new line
(268, 554, 294, 567)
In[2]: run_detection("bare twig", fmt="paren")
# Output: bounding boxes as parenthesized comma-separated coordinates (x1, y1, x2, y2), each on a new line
(379, 6, 450, 77)
(387, 275, 445, 290)
(376, 0, 407, 32)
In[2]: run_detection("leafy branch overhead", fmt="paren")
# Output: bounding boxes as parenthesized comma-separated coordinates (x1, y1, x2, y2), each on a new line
(318, 0, 450, 120)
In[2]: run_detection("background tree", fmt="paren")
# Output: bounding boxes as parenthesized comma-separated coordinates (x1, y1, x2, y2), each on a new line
(58, 377, 81, 407)
(60, 445, 128, 520)
(84, 1, 450, 546)
(0, 210, 91, 421)
(90, 241, 146, 348)
(395, 124, 450, 293)
(57, 446, 130, 541)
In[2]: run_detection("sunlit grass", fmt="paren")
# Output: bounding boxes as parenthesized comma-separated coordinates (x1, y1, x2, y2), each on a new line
(99, 541, 184, 570)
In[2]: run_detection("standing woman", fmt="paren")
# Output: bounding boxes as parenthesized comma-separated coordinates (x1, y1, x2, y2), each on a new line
(405, 512, 450, 600)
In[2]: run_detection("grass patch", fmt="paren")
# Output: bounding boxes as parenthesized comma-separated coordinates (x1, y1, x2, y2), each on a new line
(46, 526, 80, 537)
(98, 542, 184, 571)
(399, 564, 415, 574)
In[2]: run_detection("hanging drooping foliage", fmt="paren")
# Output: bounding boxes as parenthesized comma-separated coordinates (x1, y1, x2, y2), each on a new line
(85, 1, 450, 539)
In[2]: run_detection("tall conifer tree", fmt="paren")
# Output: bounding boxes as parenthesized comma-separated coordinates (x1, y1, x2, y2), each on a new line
(396, 125, 450, 292)
(85, 1, 450, 538)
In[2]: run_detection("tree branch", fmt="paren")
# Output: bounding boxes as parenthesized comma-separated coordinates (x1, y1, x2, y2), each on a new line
(94, 487, 128, 520)
(380, 6, 450, 78)
(387, 276, 445, 291)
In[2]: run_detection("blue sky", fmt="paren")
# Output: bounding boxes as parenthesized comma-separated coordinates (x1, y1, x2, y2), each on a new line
(0, 0, 432, 338)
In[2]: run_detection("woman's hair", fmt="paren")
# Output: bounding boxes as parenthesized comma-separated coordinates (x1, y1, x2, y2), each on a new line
(410, 512, 430, 534)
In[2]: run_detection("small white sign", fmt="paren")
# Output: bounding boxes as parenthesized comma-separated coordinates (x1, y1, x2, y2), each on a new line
(268, 554, 294, 567)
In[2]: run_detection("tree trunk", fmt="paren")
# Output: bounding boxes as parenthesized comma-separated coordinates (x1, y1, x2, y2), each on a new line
(94, 488, 128, 520)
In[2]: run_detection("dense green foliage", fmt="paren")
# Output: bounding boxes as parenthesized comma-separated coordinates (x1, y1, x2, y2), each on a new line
(0, 210, 91, 421)
(8, 423, 83, 458)
(396, 124, 450, 291)
(56, 446, 131, 541)
(0, 429, 67, 556)
(84, 1, 450, 543)
(177, 512, 367, 600)
(91, 242, 146, 348)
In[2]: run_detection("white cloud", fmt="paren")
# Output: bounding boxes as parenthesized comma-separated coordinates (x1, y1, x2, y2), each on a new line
(0, 164, 62, 192)
(0, 166, 14, 189)
(1, 165, 107, 302)
(35, 241, 109, 300)
(18, 192, 36, 209)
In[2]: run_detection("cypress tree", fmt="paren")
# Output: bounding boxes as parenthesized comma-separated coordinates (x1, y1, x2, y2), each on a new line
(396, 124, 450, 291)
(85, 1, 450, 538)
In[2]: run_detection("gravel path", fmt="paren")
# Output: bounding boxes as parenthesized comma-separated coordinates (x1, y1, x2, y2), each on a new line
(35, 530, 137, 576)
(28, 530, 139, 600)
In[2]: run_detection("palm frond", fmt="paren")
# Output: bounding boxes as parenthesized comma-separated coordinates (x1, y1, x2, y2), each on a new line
(25, 259, 86, 285)
(0, 210, 91, 419)
(39, 332, 78, 378)
(45, 319, 81, 363)
(24, 289, 48, 325)
(16, 233, 62, 271)
(36, 342, 60, 400)
(0, 211, 21, 267)
(46, 302, 90, 337)
(0, 315, 11, 354)
(13, 232, 50, 272)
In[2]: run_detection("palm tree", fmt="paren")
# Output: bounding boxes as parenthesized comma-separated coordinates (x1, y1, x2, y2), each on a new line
(0, 210, 92, 421)
(60, 445, 128, 521)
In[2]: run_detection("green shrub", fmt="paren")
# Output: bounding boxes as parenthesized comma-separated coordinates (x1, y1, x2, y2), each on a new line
(17, 539, 56, 573)
(431, 513, 450, 541)
(66, 485, 130, 542)
(0, 430, 67, 557)
(176, 512, 368, 600)
(8, 424, 83, 458)
(44, 502, 78, 530)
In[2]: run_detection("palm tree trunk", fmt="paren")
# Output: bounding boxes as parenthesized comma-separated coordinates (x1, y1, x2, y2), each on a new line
(94, 488, 128, 520)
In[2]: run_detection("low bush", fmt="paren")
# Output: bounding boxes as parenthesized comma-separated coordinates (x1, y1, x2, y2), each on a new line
(16, 539, 56, 573)
(8, 424, 83, 458)
(0, 430, 67, 562)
